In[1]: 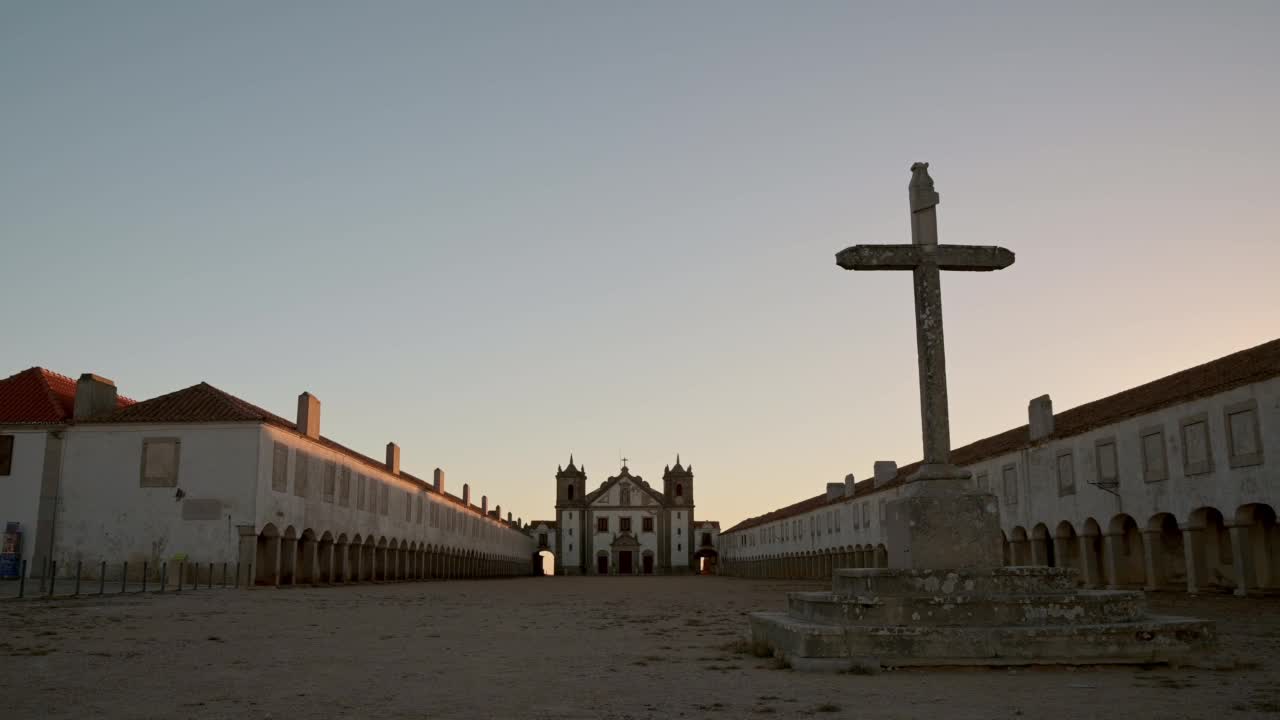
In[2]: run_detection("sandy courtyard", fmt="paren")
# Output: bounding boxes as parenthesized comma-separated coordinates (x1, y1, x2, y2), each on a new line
(1, 576, 1278, 719)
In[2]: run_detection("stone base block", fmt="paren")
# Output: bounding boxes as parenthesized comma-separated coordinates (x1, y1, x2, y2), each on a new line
(787, 589, 1145, 627)
(833, 566, 1079, 598)
(749, 611, 1214, 669)
(886, 490, 1002, 569)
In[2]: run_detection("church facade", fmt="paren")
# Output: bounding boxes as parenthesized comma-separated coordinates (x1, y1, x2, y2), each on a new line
(534, 458, 719, 575)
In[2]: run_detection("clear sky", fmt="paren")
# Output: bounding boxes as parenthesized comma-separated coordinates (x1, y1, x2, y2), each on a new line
(3, 2, 1277, 529)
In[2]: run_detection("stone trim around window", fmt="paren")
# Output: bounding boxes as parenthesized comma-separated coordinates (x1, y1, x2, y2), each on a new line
(1055, 450, 1076, 497)
(1225, 399, 1265, 469)
(1140, 425, 1168, 483)
(1093, 436, 1119, 489)
(1179, 412, 1215, 477)
(1001, 463, 1018, 505)
(140, 437, 181, 488)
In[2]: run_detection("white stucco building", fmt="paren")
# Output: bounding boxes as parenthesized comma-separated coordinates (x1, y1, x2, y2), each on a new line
(721, 338, 1280, 596)
(0, 370, 535, 584)
(540, 458, 719, 575)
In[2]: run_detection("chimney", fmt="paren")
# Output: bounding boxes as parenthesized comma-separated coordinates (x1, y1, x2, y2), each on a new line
(296, 392, 321, 439)
(386, 442, 400, 475)
(74, 374, 117, 420)
(482, 495, 489, 514)
(463, 483, 471, 506)
(495, 504, 501, 518)
(844, 473, 857, 497)
(434, 468, 445, 493)
(826, 482, 844, 501)
(1029, 394, 1054, 442)
(874, 461, 898, 487)
(507, 512, 513, 523)
(517, 517, 522, 527)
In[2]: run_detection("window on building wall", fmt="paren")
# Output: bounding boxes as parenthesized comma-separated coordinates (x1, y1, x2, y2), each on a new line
(538, 533, 548, 546)
(416, 496, 423, 524)
(339, 467, 351, 506)
(677, 527, 682, 536)
(356, 474, 366, 510)
(1001, 463, 1018, 504)
(1180, 414, 1214, 476)
(1140, 427, 1168, 483)
(271, 442, 288, 492)
(642, 517, 654, 532)
(567, 484, 575, 500)
(380, 485, 389, 516)
(1056, 451, 1075, 496)
(975, 471, 989, 492)
(569, 543, 573, 552)
(405, 491, 412, 521)
(620, 517, 632, 532)
(568, 528, 573, 536)
(0, 435, 13, 476)
(1094, 438, 1119, 488)
(701, 532, 712, 546)
(140, 438, 180, 488)
(597, 517, 609, 532)
(1226, 400, 1264, 468)
(323, 461, 337, 503)
(675, 484, 683, 497)
(676, 512, 681, 519)
(862, 504, 869, 527)
(293, 452, 309, 497)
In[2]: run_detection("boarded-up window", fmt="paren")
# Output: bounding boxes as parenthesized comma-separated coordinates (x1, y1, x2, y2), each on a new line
(293, 452, 309, 497)
(405, 491, 412, 521)
(862, 503, 869, 527)
(271, 442, 289, 492)
(339, 467, 351, 507)
(1094, 439, 1119, 487)
(1141, 427, 1167, 482)
(1002, 463, 1018, 505)
(0, 435, 14, 476)
(141, 438, 180, 487)
(975, 471, 989, 492)
(430, 502, 439, 527)
(1226, 401, 1263, 468)
(380, 484, 389, 516)
(1181, 414, 1213, 476)
(642, 516, 654, 532)
(1056, 451, 1075, 496)
(356, 474, 366, 510)
(416, 495, 423, 524)
(323, 461, 336, 503)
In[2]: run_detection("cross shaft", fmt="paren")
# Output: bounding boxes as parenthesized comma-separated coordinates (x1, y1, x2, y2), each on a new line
(836, 163, 1014, 479)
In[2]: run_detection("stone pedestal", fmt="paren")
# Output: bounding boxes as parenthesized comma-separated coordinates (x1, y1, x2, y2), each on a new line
(887, 476, 1002, 569)
(748, 567, 1214, 671)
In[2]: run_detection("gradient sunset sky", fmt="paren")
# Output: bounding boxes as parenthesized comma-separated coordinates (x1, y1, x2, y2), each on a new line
(3, 2, 1277, 529)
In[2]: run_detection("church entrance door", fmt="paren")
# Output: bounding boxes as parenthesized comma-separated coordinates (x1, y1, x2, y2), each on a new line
(642, 554, 654, 575)
(619, 551, 633, 575)
(597, 555, 608, 575)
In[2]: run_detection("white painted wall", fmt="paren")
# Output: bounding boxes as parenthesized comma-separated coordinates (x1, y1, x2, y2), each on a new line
(56, 423, 260, 568)
(559, 509, 579, 567)
(0, 429, 49, 572)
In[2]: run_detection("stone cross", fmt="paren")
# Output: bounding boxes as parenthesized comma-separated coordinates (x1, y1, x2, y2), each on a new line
(836, 163, 1014, 483)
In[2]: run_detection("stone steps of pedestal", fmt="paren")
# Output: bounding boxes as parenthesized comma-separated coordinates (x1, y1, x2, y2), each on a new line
(833, 566, 1078, 598)
(747, 610, 1214, 671)
(786, 589, 1146, 627)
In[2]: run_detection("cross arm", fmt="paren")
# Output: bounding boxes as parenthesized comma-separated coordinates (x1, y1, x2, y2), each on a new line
(835, 244, 1015, 271)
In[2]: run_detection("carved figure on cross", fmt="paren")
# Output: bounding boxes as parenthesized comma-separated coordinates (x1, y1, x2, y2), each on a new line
(836, 163, 1014, 483)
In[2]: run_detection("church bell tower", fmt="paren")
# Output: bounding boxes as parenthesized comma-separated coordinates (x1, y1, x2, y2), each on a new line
(662, 456, 693, 507)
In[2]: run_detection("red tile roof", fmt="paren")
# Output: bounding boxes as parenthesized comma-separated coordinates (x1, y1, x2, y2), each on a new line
(723, 337, 1280, 535)
(81, 381, 518, 527)
(0, 367, 134, 424)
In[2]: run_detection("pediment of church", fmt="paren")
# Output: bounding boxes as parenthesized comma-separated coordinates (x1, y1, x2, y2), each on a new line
(610, 531, 642, 549)
(585, 467, 665, 508)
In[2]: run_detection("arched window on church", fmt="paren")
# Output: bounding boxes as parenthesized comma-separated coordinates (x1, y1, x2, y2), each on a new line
(675, 484, 684, 497)
(567, 484, 575, 500)
(620, 484, 631, 506)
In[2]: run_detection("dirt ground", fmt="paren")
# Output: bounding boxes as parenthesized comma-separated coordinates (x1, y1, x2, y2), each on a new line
(0, 576, 1277, 719)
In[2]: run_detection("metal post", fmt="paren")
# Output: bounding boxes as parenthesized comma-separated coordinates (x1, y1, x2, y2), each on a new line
(222, 562, 227, 588)
(208, 562, 214, 589)
(234, 562, 240, 589)
(39, 556, 48, 594)
(99, 561, 106, 595)
(121, 562, 128, 594)
(48, 562, 56, 598)
(18, 559, 25, 599)
(246, 562, 252, 589)
(159, 562, 166, 594)
(177, 561, 184, 592)
(141, 562, 148, 593)
(74, 561, 82, 597)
